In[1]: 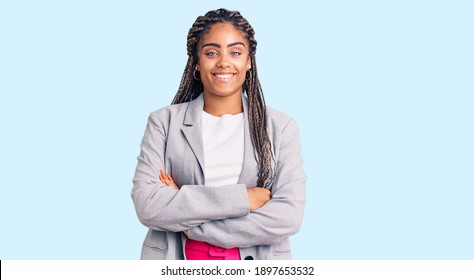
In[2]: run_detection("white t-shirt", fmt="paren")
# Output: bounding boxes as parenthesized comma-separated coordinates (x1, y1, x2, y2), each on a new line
(201, 110, 244, 187)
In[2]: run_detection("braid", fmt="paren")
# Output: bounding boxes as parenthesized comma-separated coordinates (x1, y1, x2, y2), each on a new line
(172, 55, 202, 104)
(172, 8, 275, 188)
(245, 56, 275, 188)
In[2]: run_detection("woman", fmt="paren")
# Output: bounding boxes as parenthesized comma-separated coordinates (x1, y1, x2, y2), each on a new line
(132, 8, 306, 260)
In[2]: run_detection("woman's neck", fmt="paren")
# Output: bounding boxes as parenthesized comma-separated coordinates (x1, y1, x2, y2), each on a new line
(203, 92, 243, 117)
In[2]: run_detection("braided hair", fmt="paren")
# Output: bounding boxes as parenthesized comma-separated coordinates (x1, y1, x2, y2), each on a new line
(172, 8, 275, 188)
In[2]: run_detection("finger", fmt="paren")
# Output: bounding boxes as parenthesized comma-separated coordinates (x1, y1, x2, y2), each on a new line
(159, 173, 166, 183)
(159, 175, 170, 186)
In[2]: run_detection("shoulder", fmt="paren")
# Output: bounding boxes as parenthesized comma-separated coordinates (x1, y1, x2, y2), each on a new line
(141, 102, 191, 133)
(148, 102, 189, 122)
(149, 94, 204, 125)
(266, 106, 299, 132)
(152, 102, 189, 116)
(265, 106, 302, 149)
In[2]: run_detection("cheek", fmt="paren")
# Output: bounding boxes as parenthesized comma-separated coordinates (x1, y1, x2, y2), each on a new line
(196, 60, 205, 71)
(234, 59, 248, 74)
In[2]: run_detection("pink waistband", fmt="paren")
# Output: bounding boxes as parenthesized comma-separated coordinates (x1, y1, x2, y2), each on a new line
(185, 239, 240, 260)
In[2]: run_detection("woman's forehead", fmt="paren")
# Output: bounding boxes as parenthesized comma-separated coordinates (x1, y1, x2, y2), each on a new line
(199, 23, 248, 47)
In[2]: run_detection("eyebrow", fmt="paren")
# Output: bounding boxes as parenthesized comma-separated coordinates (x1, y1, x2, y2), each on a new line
(201, 42, 246, 49)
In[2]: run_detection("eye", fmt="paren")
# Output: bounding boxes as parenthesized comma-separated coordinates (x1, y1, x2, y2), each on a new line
(205, 51, 218, 56)
(230, 51, 242, 56)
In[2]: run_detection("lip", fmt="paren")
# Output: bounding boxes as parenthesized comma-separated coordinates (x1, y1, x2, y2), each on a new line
(211, 72, 236, 81)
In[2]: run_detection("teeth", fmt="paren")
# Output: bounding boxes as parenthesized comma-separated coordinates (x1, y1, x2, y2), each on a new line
(214, 73, 233, 79)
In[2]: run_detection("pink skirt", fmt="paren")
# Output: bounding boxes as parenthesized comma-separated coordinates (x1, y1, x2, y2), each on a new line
(185, 239, 241, 260)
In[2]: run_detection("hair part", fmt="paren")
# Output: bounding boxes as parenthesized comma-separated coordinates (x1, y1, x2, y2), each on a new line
(172, 8, 275, 188)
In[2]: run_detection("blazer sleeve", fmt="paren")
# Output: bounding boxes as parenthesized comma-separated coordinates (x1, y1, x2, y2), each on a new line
(187, 118, 306, 248)
(131, 111, 250, 232)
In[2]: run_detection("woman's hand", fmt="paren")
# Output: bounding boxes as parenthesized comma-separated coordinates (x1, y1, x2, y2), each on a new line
(246, 187, 271, 210)
(159, 169, 178, 190)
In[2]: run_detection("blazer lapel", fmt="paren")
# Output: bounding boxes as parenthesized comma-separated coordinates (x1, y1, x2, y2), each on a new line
(181, 94, 205, 175)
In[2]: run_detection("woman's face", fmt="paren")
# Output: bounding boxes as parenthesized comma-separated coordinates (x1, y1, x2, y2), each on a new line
(197, 22, 251, 99)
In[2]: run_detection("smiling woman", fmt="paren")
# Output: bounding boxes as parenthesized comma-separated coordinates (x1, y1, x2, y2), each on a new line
(131, 8, 306, 260)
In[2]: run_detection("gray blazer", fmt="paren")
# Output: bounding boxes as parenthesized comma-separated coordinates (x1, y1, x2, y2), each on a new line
(131, 93, 306, 260)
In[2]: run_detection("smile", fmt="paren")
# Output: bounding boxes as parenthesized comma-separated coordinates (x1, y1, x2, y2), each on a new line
(212, 73, 235, 80)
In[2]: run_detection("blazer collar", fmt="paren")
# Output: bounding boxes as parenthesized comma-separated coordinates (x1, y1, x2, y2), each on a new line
(183, 93, 204, 126)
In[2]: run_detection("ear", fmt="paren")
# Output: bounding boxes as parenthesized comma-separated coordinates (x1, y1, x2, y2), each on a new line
(195, 64, 200, 71)
(246, 56, 251, 70)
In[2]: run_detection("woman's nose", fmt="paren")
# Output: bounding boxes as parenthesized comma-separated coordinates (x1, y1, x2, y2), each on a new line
(217, 54, 231, 68)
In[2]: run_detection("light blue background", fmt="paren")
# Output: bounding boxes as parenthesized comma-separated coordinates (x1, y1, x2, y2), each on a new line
(1, 0, 473, 259)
